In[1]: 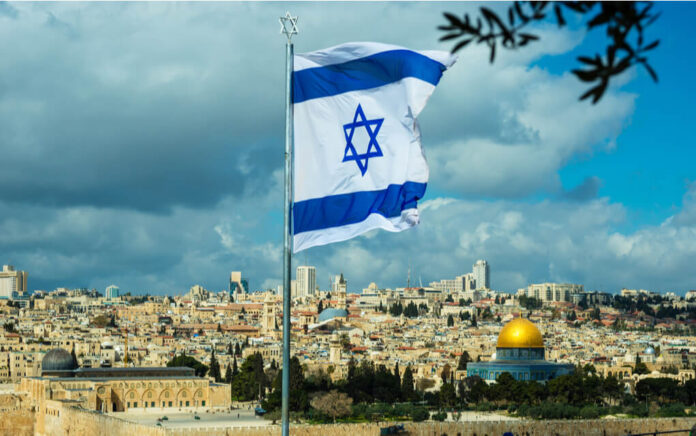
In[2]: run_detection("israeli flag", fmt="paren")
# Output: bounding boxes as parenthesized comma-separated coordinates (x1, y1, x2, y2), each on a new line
(293, 42, 456, 253)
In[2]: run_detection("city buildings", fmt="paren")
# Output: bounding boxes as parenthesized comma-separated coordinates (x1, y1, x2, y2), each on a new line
(230, 271, 249, 298)
(473, 260, 490, 290)
(105, 285, 119, 300)
(0, 265, 28, 298)
(296, 265, 316, 298)
(518, 282, 584, 303)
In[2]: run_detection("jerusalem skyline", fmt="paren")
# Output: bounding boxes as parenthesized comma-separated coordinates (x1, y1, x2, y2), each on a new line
(1, 2, 695, 295)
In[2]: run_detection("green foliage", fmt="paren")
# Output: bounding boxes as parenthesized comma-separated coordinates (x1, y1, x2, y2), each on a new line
(439, 2, 661, 103)
(403, 302, 419, 318)
(519, 295, 542, 310)
(166, 353, 209, 377)
(231, 352, 268, 402)
(263, 356, 307, 412)
(431, 411, 447, 422)
(457, 351, 471, 371)
(447, 314, 454, 327)
(389, 302, 403, 317)
(401, 365, 417, 402)
(411, 406, 429, 422)
(439, 382, 457, 408)
(209, 349, 221, 382)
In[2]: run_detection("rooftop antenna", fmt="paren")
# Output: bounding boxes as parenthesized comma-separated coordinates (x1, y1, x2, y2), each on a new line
(407, 262, 411, 289)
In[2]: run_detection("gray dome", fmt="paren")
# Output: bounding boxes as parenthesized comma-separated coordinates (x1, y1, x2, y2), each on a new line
(42, 348, 78, 371)
(318, 308, 348, 323)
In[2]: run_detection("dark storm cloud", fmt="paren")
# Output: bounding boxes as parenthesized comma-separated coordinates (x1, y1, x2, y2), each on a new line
(0, 3, 285, 212)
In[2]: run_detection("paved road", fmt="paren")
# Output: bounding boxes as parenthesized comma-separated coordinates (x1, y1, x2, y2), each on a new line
(114, 409, 270, 428)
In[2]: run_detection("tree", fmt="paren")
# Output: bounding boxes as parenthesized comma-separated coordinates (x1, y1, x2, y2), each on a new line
(70, 346, 79, 368)
(591, 307, 602, 320)
(263, 356, 307, 412)
(403, 302, 419, 318)
(217, 323, 222, 333)
(471, 314, 477, 328)
(447, 314, 455, 327)
(457, 351, 471, 371)
(209, 349, 221, 382)
(440, 364, 452, 384)
(167, 353, 209, 377)
(439, 382, 457, 408)
(310, 390, 353, 423)
(234, 343, 241, 356)
(634, 355, 649, 375)
(401, 365, 416, 402)
(232, 355, 238, 375)
(439, 2, 660, 104)
(231, 352, 268, 402)
(318, 300, 324, 313)
(224, 364, 232, 384)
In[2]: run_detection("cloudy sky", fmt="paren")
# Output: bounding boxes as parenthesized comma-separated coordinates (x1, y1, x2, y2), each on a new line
(1, 2, 695, 295)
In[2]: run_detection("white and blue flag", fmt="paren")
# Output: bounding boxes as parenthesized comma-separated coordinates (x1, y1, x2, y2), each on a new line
(293, 42, 456, 252)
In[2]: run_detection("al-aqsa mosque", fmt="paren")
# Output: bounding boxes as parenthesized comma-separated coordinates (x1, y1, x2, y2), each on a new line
(467, 317, 574, 383)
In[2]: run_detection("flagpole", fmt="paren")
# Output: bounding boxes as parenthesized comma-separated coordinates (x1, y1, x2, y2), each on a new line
(280, 11, 297, 436)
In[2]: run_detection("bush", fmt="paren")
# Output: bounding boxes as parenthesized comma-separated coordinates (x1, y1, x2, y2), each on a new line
(627, 403, 649, 417)
(475, 402, 494, 412)
(411, 406, 429, 422)
(432, 411, 447, 422)
(579, 405, 600, 419)
(656, 403, 687, 417)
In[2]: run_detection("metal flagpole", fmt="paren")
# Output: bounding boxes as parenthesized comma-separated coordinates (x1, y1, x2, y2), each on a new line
(279, 11, 297, 436)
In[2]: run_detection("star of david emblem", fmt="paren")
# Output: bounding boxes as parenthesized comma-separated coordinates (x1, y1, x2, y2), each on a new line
(279, 12, 298, 41)
(342, 104, 384, 176)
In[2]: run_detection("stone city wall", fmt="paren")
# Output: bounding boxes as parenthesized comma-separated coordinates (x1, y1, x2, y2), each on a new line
(42, 406, 165, 436)
(1, 403, 695, 436)
(0, 409, 35, 436)
(162, 418, 696, 436)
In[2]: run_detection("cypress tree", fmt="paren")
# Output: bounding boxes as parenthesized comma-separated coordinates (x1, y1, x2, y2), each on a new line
(232, 355, 239, 375)
(401, 365, 415, 402)
(224, 364, 232, 383)
(209, 349, 221, 382)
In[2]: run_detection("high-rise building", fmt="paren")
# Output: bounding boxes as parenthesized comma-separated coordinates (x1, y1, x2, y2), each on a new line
(105, 285, 120, 300)
(229, 272, 249, 296)
(0, 265, 28, 299)
(473, 260, 490, 290)
(296, 266, 316, 298)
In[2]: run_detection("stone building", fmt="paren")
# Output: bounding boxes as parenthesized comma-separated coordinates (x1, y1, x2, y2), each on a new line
(20, 348, 230, 435)
(467, 317, 574, 382)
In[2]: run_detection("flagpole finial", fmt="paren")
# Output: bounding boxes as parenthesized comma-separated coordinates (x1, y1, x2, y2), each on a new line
(279, 11, 299, 42)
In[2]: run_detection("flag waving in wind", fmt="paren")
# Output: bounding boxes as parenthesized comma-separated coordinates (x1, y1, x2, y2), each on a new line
(293, 42, 457, 253)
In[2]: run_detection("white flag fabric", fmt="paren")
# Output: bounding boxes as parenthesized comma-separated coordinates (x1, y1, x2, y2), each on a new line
(293, 42, 456, 253)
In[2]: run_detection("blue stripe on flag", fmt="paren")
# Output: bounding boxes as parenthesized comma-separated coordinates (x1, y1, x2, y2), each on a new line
(293, 50, 446, 104)
(293, 182, 427, 234)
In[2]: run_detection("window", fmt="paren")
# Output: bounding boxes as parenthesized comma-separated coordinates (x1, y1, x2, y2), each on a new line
(202, 401, 205, 407)
(151, 402, 155, 407)
(134, 402, 138, 408)
(185, 401, 190, 407)
(168, 401, 172, 407)
(127, 402, 130, 408)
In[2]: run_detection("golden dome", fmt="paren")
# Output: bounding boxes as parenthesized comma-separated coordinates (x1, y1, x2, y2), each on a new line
(496, 318, 544, 348)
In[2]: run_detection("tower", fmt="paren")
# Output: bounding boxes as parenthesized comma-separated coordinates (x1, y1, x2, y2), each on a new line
(296, 266, 316, 298)
(329, 333, 341, 364)
(473, 260, 490, 290)
(262, 293, 277, 335)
